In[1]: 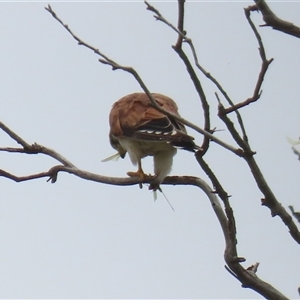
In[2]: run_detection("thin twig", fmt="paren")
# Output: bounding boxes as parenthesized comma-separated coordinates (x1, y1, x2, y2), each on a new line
(0, 121, 31, 149)
(0, 122, 76, 168)
(223, 6, 274, 115)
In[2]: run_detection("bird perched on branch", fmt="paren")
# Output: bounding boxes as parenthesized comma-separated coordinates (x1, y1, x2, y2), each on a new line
(103, 92, 199, 191)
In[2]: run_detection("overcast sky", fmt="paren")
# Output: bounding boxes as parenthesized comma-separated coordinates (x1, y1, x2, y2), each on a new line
(1, 1, 300, 299)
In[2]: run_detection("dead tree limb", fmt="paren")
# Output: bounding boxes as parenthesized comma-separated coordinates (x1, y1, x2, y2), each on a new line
(252, 0, 300, 39)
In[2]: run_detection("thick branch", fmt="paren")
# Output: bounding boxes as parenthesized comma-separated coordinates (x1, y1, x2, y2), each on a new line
(247, 156, 300, 244)
(215, 7, 300, 244)
(172, 43, 211, 154)
(0, 149, 287, 298)
(0, 121, 289, 300)
(219, 109, 300, 245)
(195, 153, 288, 299)
(175, 0, 185, 49)
(253, 0, 300, 39)
(0, 164, 196, 187)
(195, 155, 237, 252)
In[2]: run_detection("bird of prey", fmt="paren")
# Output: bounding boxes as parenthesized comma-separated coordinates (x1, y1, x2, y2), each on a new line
(104, 92, 199, 191)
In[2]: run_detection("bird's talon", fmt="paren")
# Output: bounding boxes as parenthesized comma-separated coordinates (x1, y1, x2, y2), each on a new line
(127, 171, 146, 180)
(127, 171, 137, 178)
(127, 167, 147, 190)
(149, 182, 160, 192)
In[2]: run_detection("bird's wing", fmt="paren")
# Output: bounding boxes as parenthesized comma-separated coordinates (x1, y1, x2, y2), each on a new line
(109, 93, 197, 150)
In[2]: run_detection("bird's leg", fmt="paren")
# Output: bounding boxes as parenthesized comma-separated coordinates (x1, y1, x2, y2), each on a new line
(127, 161, 146, 189)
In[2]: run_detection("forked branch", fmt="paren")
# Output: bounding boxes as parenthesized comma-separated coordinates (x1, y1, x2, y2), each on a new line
(218, 108, 300, 246)
(0, 121, 203, 188)
(145, 1, 249, 143)
(252, 0, 300, 39)
(222, 4, 274, 115)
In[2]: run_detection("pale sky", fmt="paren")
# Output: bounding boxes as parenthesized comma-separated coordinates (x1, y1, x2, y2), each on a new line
(1, 1, 300, 299)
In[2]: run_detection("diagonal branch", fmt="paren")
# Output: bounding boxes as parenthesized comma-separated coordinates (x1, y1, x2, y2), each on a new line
(172, 0, 211, 154)
(253, 0, 300, 39)
(195, 153, 288, 300)
(218, 107, 300, 245)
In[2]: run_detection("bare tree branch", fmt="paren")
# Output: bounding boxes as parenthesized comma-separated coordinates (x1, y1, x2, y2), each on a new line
(0, 141, 289, 299)
(218, 106, 300, 245)
(223, 4, 274, 115)
(252, 0, 300, 39)
(0, 121, 76, 168)
(0, 163, 166, 187)
(175, 0, 185, 50)
(172, 0, 211, 155)
(155, 2, 293, 293)
(212, 4, 300, 245)
(195, 152, 289, 300)
(0, 4, 293, 299)
(44, 4, 242, 157)
(0, 120, 224, 192)
(144, 1, 250, 145)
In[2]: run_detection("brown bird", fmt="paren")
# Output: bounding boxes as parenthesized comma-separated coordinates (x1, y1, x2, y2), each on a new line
(105, 92, 199, 191)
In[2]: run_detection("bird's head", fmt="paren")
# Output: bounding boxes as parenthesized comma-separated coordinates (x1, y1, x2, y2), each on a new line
(109, 133, 127, 158)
